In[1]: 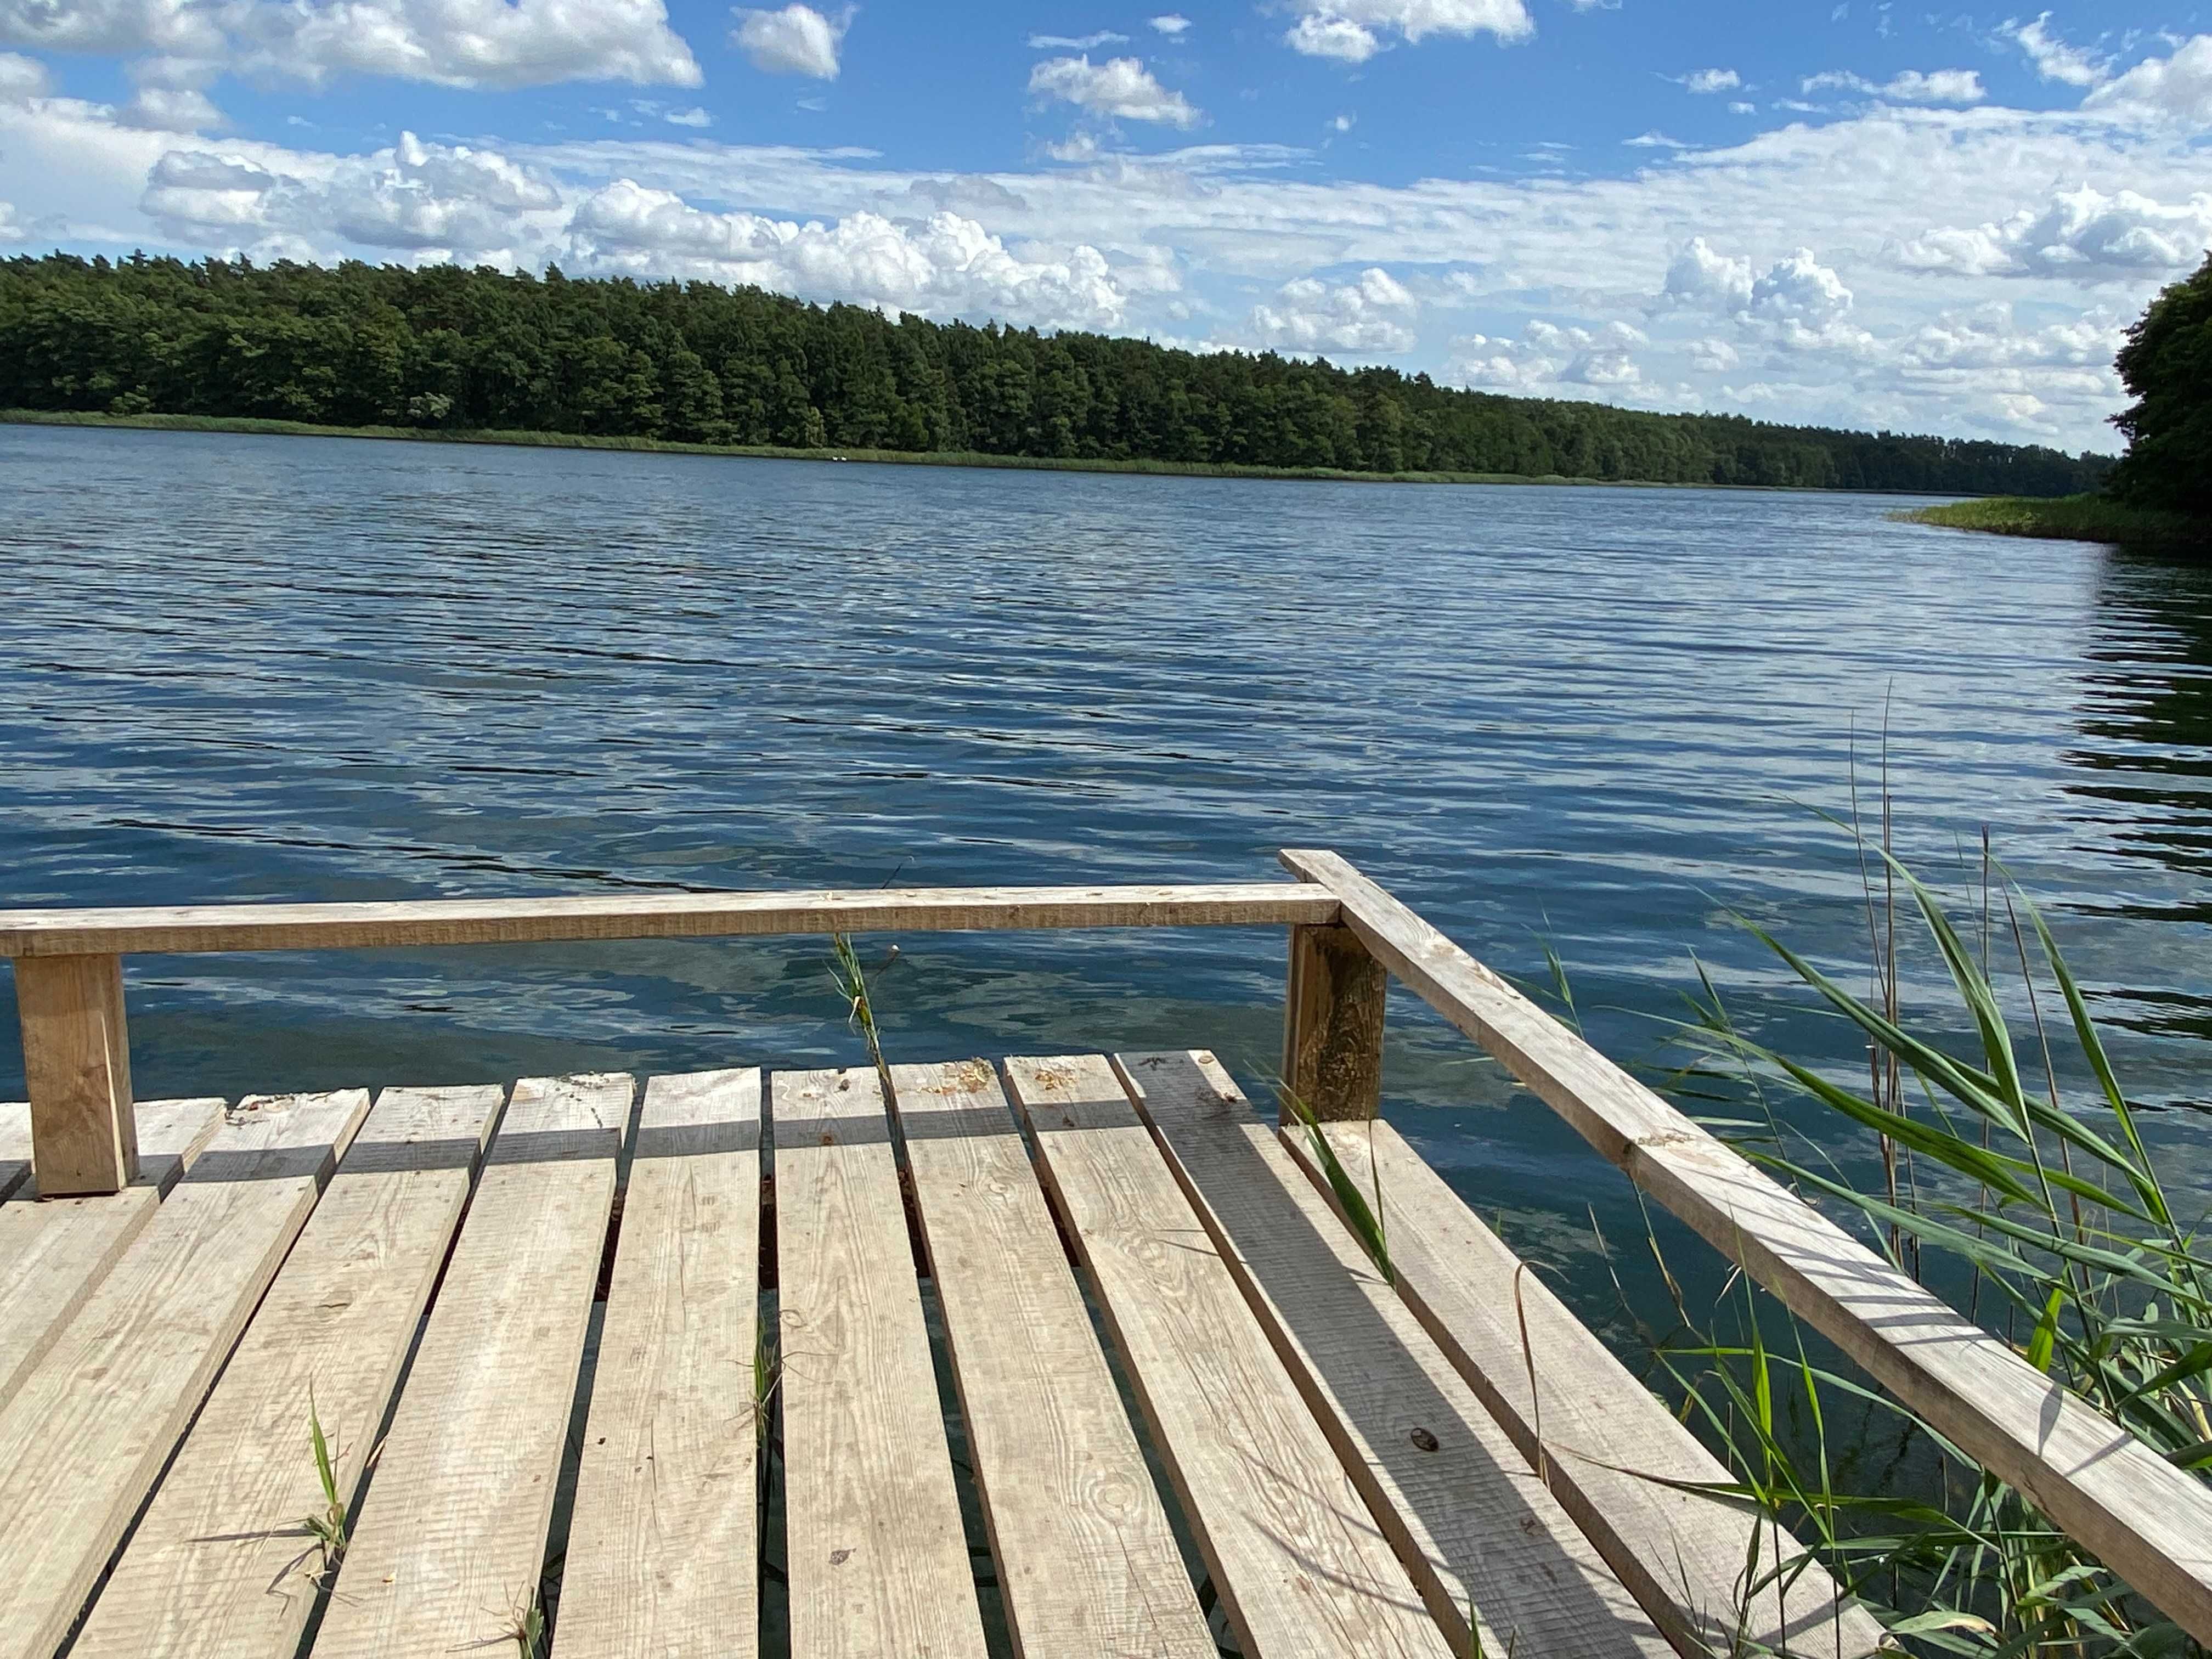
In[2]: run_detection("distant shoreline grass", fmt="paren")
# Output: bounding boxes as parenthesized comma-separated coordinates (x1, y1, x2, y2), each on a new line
(2, 408, 1957, 496)
(1899, 493, 2208, 550)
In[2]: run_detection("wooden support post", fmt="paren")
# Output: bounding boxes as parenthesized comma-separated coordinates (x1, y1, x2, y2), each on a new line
(1282, 923, 1387, 1124)
(14, 955, 137, 1196)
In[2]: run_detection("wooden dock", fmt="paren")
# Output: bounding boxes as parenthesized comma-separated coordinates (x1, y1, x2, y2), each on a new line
(1, 851, 2207, 1656)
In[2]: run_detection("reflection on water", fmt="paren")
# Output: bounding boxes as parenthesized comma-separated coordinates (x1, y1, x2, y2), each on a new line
(3, 423, 2210, 1328)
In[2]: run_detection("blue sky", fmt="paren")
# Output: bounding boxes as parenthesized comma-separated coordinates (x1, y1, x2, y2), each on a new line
(3, 1, 2210, 449)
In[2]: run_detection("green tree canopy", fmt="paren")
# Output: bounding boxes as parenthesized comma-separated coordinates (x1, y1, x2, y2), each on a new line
(2109, 253, 2212, 515)
(0, 251, 2117, 498)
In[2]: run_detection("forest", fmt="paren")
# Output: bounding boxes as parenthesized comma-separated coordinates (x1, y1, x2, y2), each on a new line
(0, 252, 2115, 496)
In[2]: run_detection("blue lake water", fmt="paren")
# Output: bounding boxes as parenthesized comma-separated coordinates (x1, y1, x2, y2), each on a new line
(5, 422, 2210, 1328)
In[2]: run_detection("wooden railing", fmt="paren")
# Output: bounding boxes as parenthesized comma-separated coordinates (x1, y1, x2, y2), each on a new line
(4, 850, 2210, 1642)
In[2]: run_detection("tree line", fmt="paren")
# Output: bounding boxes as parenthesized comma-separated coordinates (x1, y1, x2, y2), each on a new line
(0, 252, 2114, 496)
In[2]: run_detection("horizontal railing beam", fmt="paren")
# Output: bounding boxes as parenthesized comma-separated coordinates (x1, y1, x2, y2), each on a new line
(0, 883, 1339, 960)
(1280, 847, 2212, 1646)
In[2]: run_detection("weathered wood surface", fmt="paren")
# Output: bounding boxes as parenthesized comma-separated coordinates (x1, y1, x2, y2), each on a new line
(1285, 1119, 1885, 1657)
(1282, 922, 1389, 1122)
(1006, 1053, 1452, 1659)
(774, 1068, 989, 1659)
(1283, 846, 2212, 1645)
(14, 952, 136, 1193)
(68, 1085, 502, 1659)
(0, 883, 1338, 958)
(893, 1059, 1215, 1659)
(557, 1069, 765, 1659)
(313, 1074, 630, 1659)
(0, 1102, 27, 1199)
(1127, 1049, 1669, 1658)
(0, 1088, 371, 1659)
(0, 1096, 224, 1412)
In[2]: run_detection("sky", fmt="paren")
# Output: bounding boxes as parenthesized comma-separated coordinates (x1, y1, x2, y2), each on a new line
(2, 2, 2209, 452)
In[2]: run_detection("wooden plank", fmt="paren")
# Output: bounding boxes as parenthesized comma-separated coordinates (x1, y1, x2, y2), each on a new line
(312, 1073, 631, 1659)
(67, 1084, 503, 1659)
(14, 952, 135, 1193)
(1283, 922, 1388, 1122)
(0, 1096, 225, 1411)
(0, 1088, 372, 1659)
(0, 882, 1339, 958)
(774, 1066, 989, 1659)
(1282, 1119, 1887, 1658)
(0, 1102, 27, 1199)
(893, 1059, 1215, 1659)
(555, 1069, 765, 1659)
(1126, 1049, 1671, 1659)
(1005, 1053, 1453, 1659)
(1284, 845, 2212, 1646)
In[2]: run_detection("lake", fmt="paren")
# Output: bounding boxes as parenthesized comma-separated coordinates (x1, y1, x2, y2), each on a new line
(5, 422, 2210, 1330)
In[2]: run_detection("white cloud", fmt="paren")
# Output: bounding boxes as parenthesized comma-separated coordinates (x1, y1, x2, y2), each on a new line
(121, 82, 219, 129)
(1150, 14, 1190, 35)
(1892, 183, 2212, 279)
(1329, 112, 1355, 133)
(1028, 54, 1198, 127)
(665, 106, 713, 128)
(1663, 236, 1754, 309)
(2086, 35, 2212, 127)
(146, 130, 565, 259)
(1252, 266, 1417, 353)
(1625, 131, 1690, 149)
(1803, 68, 1986, 104)
(1751, 247, 1854, 326)
(1448, 319, 1645, 390)
(1284, 0, 1533, 62)
(566, 184, 1130, 329)
(0, 0, 704, 88)
(731, 4, 849, 80)
(2001, 13, 2109, 87)
(0, 47, 48, 98)
(1030, 31, 1127, 50)
(1682, 68, 1740, 94)
(1689, 336, 1739, 371)
(1728, 101, 1755, 115)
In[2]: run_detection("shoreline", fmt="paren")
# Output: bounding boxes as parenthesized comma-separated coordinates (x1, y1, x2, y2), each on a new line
(4, 409, 1973, 498)
(1897, 494, 2208, 550)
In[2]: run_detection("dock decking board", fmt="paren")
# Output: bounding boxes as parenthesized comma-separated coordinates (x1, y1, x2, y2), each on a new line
(1005, 1053, 1454, 1659)
(555, 1068, 765, 1659)
(1125, 1049, 1671, 1659)
(0, 1056, 1927, 1659)
(1288, 1118, 1888, 1658)
(0, 1088, 372, 1659)
(311, 1073, 630, 1659)
(0, 1095, 224, 1412)
(772, 1067, 991, 1659)
(891, 1059, 1216, 1659)
(0, 1102, 27, 1198)
(67, 1084, 505, 1659)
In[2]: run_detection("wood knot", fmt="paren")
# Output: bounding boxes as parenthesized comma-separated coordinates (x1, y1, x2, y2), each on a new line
(1408, 1426, 1440, 1453)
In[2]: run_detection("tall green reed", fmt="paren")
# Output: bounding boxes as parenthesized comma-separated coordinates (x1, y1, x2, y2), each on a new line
(1646, 835, 2211, 1656)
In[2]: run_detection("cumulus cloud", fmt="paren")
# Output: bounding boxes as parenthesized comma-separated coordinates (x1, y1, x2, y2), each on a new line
(1662, 236, 1754, 309)
(1681, 68, 1740, 94)
(1150, 14, 1189, 35)
(732, 4, 849, 78)
(0, 0, 706, 88)
(1251, 266, 1417, 353)
(1284, 0, 1533, 64)
(665, 106, 712, 127)
(0, 48, 48, 98)
(145, 130, 565, 261)
(1895, 303, 2123, 371)
(2086, 35, 2212, 127)
(1448, 319, 1645, 389)
(566, 184, 1130, 328)
(1028, 54, 1197, 127)
(1751, 247, 1854, 327)
(1892, 183, 2212, 279)
(1802, 68, 1986, 104)
(2001, 13, 2110, 87)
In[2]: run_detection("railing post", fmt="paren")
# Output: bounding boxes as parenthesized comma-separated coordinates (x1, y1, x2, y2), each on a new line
(14, 955, 137, 1195)
(1281, 923, 1387, 1124)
